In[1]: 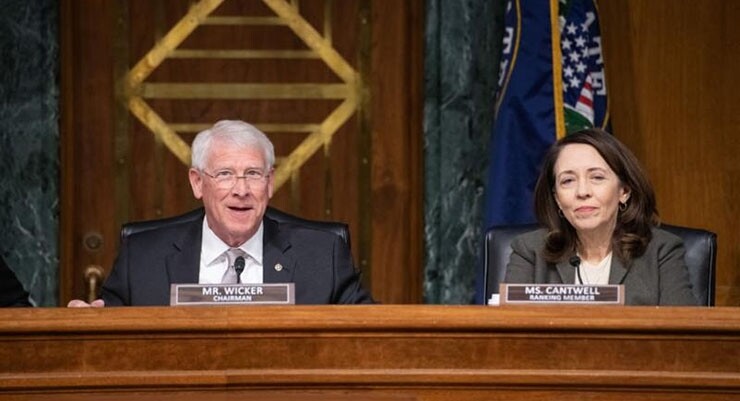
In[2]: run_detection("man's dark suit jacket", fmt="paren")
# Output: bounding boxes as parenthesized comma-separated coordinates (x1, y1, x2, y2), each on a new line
(504, 227, 699, 306)
(101, 213, 374, 305)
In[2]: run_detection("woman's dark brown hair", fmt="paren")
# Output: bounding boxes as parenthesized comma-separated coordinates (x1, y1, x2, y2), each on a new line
(533, 128, 658, 264)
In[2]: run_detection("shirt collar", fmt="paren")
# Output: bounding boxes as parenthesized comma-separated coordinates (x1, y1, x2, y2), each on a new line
(200, 216, 264, 266)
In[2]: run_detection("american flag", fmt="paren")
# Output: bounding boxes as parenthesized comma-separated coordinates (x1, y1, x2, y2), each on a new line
(559, 0, 609, 133)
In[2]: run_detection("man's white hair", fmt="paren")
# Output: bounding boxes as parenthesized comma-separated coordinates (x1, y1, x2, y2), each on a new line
(190, 120, 275, 170)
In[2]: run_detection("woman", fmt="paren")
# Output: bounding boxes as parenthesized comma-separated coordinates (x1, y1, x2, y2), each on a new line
(504, 129, 698, 305)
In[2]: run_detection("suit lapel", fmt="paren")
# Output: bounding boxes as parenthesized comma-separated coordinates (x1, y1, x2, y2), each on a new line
(166, 215, 203, 285)
(609, 255, 629, 285)
(555, 260, 574, 284)
(262, 217, 296, 283)
(161, 213, 297, 285)
(557, 255, 628, 285)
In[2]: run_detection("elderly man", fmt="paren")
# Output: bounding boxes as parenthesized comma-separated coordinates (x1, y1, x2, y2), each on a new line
(70, 120, 373, 306)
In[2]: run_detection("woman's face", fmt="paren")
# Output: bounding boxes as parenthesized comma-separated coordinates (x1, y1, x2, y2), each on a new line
(553, 144, 630, 239)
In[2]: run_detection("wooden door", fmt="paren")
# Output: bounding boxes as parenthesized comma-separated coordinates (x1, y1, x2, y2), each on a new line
(60, 0, 423, 305)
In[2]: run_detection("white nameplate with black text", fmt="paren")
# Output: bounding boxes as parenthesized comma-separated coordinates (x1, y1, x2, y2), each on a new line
(499, 284, 624, 305)
(170, 283, 295, 306)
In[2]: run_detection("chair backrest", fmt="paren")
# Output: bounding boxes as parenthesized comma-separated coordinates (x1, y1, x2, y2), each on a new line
(120, 207, 351, 249)
(484, 224, 717, 306)
(264, 207, 351, 249)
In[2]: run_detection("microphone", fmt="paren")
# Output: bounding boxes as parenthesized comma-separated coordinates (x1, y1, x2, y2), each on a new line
(234, 256, 246, 284)
(569, 255, 584, 285)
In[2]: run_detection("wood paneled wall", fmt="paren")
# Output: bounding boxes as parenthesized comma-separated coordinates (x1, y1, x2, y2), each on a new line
(59, 0, 423, 305)
(599, 0, 740, 306)
(369, 1, 423, 303)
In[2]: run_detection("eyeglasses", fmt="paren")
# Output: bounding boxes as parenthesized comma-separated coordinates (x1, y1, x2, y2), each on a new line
(201, 168, 269, 189)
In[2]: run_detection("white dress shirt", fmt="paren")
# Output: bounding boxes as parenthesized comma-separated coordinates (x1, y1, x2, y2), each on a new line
(198, 217, 264, 284)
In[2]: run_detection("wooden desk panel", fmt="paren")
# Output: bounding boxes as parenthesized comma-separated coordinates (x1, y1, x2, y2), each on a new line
(1, 306, 739, 400)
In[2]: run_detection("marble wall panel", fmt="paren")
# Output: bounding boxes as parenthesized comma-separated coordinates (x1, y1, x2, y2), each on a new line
(0, 0, 59, 306)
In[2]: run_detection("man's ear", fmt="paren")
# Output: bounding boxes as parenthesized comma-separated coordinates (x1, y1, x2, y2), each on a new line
(189, 168, 204, 199)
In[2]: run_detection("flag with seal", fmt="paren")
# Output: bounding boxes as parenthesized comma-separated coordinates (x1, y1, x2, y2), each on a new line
(480, 0, 610, 303)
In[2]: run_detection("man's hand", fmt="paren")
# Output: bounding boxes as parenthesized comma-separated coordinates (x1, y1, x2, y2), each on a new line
(67, 299, 105, 307)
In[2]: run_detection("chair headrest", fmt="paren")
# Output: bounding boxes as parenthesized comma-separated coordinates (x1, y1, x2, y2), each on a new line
(120, 207, 352, 249)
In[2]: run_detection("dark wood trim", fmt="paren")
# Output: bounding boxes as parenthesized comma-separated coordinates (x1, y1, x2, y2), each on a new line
(405, 0, 425, 304)
(58, 0, 75, 305)
(369, 0, 425, 304)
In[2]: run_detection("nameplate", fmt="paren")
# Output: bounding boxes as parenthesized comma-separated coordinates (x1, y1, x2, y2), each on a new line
(499, 284, 624, 305)
(169, 283, 295, 306)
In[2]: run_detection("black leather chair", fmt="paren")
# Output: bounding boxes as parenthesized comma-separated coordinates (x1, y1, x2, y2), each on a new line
(484, 224, 717, 306)
(120, 207, 351, 249)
